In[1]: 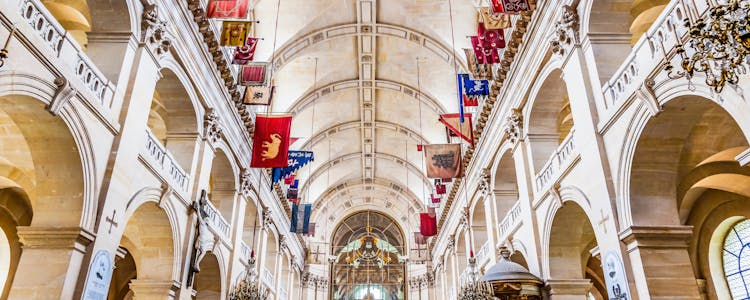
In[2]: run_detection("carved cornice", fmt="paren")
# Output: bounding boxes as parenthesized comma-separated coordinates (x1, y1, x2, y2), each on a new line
(203, 108, 222, 144)
(550, 4, 580, 57)
(505, 108, 523, 145)
(141, 3, 172, 56)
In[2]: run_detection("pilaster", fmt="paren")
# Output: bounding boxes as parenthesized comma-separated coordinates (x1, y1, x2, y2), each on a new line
(545, 279, 592, 299)
(129, 279, 176, 300)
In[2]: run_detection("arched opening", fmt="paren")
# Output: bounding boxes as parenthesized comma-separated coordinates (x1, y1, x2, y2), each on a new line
(548, 202, 607, 298)
(147, 69, 201, 173)
(262, 232, 278, 296)
(455, 230, 468, 283)
(116, 202, 176, 298)
(208, 149, 237, 220)
(242, 195, 260, 259)
(278, 252, 292, 298)
(330, 211, 406, 300)
(41, 0, 92, 47)
(107, 249, 136, 300)
(471, 199, 489, 258)
(527, 69, 574, 173)
(628, 96, 749, 298)
(0, 95, 88, 297)
(493, 151, 519, 224)
(585, 0, 632, 82)
(83, 0, 135, 83)
(194, 252, 222, 299)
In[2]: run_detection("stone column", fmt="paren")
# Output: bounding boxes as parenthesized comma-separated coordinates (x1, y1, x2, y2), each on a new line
(129, 279, 175, 300)
(8, 227, 88, 299)
(620, 226, 701, 299)
(545, 279, 592, 300)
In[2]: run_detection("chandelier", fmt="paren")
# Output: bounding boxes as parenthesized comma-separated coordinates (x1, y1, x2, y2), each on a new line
(229, 255, 269, 300)
(665, 0, 750, 93)
(457, 255, 495, 300)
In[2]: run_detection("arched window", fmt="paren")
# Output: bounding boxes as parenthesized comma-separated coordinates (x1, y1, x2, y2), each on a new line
(724, 219, 750, 298)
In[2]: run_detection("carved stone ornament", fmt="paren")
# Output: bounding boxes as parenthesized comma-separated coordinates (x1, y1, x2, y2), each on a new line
(239, 169, 254, 197)
(278, 235, 288, 252)
(262, 210, 273, 230)
(203, 109, 222, 144)
(505, 108, 523, 144)
(446, 234, 456, 252)
(549, 4, 580, 57)
(478, 167, 492, 196)
(141, 3, 172, 56)
(46, 77, 76, 116)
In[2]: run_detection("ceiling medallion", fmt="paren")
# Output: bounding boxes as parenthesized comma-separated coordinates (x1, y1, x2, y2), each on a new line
(665, 0, 750, 93)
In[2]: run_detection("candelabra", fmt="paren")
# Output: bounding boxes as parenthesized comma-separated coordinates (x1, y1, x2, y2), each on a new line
(665, 0, 750, 93)
(457, 255, 495, 300)
(229, 255, 269, 300)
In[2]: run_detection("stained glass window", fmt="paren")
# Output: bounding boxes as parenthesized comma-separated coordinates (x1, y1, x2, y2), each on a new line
(724, 219, 750, 299)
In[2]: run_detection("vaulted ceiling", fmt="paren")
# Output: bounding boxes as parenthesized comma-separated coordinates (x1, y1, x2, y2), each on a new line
(252, 0, 477, 233)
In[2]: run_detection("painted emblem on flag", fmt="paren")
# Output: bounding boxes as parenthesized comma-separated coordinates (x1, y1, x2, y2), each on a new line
(220, 21, 252, 46)
(423, 144, 464, 179)
(251, 114, 292, 168)
(207, 0, 249, 19)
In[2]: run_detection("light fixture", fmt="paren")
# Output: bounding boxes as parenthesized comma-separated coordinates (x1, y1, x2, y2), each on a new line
(457, 254, 495, 300)
(0, 26, 15, 69)
(229, 253, 269, 300)
(665, 0, 750, 93)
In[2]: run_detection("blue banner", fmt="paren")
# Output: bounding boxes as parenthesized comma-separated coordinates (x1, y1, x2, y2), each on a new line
(271, 151, 314, 185)
(290, 203, 312, 234)
(462, 76, 490, 96)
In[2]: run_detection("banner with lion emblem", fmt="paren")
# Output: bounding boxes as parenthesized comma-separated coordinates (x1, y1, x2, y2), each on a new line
(251, 114, 292, 168)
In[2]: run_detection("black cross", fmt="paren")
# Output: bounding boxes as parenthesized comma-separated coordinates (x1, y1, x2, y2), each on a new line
(105, 210, 118, 234)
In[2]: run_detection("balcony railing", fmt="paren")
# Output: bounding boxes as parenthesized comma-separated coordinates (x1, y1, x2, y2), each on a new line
(17, 0, 116, 109)
(239, 241, 252, 264)
(475, 241, 491, 266)
(600, 0, 699, 115)
(201, 196, 231, 241)
(497, 200, 522, 241)
(143, 129, 190, 192)
(278, 287, 288, 299)
(262, 267, 274, 289)
(534, 130, 576, 191)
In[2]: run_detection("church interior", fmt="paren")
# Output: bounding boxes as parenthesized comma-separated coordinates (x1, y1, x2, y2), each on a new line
(0, 0, 749, 299)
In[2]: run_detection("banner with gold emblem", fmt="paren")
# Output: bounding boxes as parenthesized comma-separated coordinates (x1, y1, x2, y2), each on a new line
(220, 21, 253, 46)
(251, 114, 292, 168)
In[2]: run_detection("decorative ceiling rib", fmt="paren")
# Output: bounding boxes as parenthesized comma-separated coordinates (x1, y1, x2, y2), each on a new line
(299, 120, 429, 150)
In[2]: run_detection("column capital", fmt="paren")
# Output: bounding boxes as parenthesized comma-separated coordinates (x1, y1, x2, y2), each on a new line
(619, 225, 693, 250)
(544, 279, 592, 296)
(129, 279, 177, 299)
(16, 226, 93, 250)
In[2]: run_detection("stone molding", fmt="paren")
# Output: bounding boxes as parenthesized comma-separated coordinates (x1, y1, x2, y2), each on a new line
(203, 108, 222, 144)
(544, 278, 592, 295)
(46, 77, 76, 116)
(128, 279, 176, 299)
(619, 225, 694, 250)
(16, 226, 90, 249)
(504, 108, 523, 145)
(140, 2, 172, 57)
(550, 4, 580, 57)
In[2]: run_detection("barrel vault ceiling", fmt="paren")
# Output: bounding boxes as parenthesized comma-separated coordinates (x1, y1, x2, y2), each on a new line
(252, 0, 477, 234)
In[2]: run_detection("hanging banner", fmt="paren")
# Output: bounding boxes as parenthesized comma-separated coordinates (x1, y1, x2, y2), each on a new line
(239, 63, 269, 86)
(243, 85, 275, 105)
(284, 174, 295, 185)
(479, 7, 512, 29)
(489, 0, 532, 14)
(440, 113, 474, 145)
(435, 184, 447, 195)
(250, 114, 292, 168)
(207, 0, 249, 19)
(290, 203, 312, 234)
(232, 37, 258, 65)
(271, 151, 315, 184)
(220, 21, 252, 46)
(477, 22, 506, 50)
(424, 144, 464, 179)
(431, 194, 441, 203)
(414, 232, 427, 245)
(305, 223, 316, 237)
(419, 212, 437, 237)
(471, 36, 501, 64)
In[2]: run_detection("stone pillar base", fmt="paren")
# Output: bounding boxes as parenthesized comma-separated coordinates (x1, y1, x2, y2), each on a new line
(545, 279, 592, 300)
(129, 280, 176, 300)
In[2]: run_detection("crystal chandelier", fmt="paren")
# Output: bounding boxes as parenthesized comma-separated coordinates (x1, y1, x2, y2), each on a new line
(665, 0, 750, 93)
(229, 255, 269, 300)
(457, 255, 495, 300)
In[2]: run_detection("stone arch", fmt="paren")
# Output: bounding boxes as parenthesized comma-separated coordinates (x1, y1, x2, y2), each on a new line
(492, 149, 519, 226)
(107, 247, 137, 299)
(148, 65, 203, 173)
(580, 0, 632, 82)
(208, 147, 239, 221)
(0, 93, 89, 228)
(0, 177, 32, 298)
(261, 229, 278, 295)
(120, 201, 179, 283)
(470, 195, 489, 255)
(242, 192, 261, 254)
(707, 217, 750, 299)
(546, 201, 607, 298)
(84, 0, 140, 83)
(194, 252, 223, 299)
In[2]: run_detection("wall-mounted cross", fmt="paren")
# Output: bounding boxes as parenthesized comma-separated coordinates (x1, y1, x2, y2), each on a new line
(597, 208, 610, 233)
(105, 210, 119, 234)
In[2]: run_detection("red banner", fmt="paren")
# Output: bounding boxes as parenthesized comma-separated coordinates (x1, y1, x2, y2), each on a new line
(424, 144, 464, 179)
(420, 213, 437, 237)
(240, 63, 268, 86)
(477, 23, 505, 50)
(207, 0, 249, 19)
(251, 114, 292, 168)
(471, 36, 501, 64)
(233, 37, 258, 65)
